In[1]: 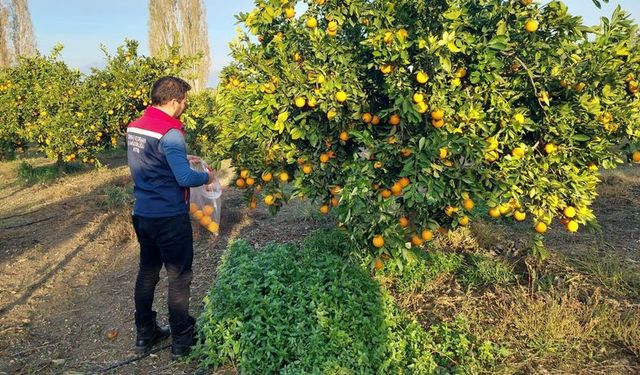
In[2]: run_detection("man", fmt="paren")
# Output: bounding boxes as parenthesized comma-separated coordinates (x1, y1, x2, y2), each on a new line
(126, 76, 214, 359)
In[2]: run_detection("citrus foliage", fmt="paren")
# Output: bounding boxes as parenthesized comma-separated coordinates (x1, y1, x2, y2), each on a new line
(214, 0, 640, 264)
(0, 40, 212, 164)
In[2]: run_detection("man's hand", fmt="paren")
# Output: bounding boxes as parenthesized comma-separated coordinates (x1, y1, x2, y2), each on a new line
(187, 154, 202, 163)
(206, 170, 216, 185)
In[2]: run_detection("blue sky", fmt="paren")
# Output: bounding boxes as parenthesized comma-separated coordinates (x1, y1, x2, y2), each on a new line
(30, 0, 640, 87)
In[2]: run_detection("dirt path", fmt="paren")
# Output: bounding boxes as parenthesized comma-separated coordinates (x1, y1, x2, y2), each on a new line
(0, 158, 328, 375)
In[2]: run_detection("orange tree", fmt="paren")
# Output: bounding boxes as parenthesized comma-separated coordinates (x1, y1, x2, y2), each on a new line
(218, 0, 639, 265)
(0, 40, 210, 164)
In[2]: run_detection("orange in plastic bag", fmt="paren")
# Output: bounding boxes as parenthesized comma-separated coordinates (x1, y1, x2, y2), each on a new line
(189, 160, 222, 236)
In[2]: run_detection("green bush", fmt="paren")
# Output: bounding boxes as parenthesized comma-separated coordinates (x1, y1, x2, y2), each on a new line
(193, 234, 502, 374)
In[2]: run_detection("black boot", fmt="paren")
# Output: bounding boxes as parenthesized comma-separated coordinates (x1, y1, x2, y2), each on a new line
(135, 312, 171, 354)
(171, 317, 197, 360)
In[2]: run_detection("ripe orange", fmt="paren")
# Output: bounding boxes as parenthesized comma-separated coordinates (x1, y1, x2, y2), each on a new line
(246, 177, 255, 186)
(207, 222, 219, 233)
(463, 198, 474, 211)
(362, 113, 372, 123)
(411, 235, 423, 246)
(262, 172, 273, 182)
(525, 20, 539, 33)
(512, 147, 525, 159)
(534, 221, 547, 234)
(390, 183, 403, 195)
(339, 131, 349, 141)
(200, 216, 212, 227)
(563, 206, 576, 218)
(320, 205, 330, 214)
(431, 109, 444, 121)
(416, 71, 428, 84)
(399, 177, 410, 188)
(371, 115, 380, 125)
(458, 216, 470, 226)
(544, 143, 557, 154)
(203, 205, 214, 216)
(306, 17, 318, 28)
(389, 114, 401, 126)
(439, 148, 449, 159)
(374, 258, 384, 270)
(240, 169, 249, 178)
(383, 31, 394, 44)
(380, 189, 392, 199)
(335, 91, 347, 103)
(416, 102, 428, 114)
(632, 150, 640, 163)
(566, 220, 579, 233)
(302, 164, 313, 174)
(295, 97, 306, 108)
(421, 229, 434, 242)
(432, 119, 444, 128)
(372, 235, 385, 248)
(514, 211, 526, 222)
(193, 210, 204, 220)
(380, 65, 393, 75)
(279, 172, 289, 183)
(264, 195, 275, 206)
(399, 216, 409, 228)
(189, 203, 199, 214)
(488, 207, 501, 218)
(236, 178, 246, 188)
(331, 197, 339, 207)
(412, 92, 424, 103)
(320, 153, 330, 163)
(284, 7, 295, 19)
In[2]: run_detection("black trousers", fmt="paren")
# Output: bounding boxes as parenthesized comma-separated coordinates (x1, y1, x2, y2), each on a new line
(132, 214, 194, 336)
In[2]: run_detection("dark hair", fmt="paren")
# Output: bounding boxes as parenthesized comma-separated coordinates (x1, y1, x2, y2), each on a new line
(150, 76, 192, 106)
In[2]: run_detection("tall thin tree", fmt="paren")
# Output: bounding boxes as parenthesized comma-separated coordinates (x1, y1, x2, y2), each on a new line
(9, 0, 36, 59)
(0, 4, 11, 67)
(177, 0, 210, 91)
(148, 0, 179, 58)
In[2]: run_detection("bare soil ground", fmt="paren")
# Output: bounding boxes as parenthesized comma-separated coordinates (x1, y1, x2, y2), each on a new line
(0, 156, 328, 375)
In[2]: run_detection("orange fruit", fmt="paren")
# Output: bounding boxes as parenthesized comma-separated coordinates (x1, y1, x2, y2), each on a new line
(200, 216, 212, 227)
(380, 189, 392, 199)
(320, 205, 330, 214)
(285, 7, 295, 19)
(295, 97, 306, 108)
(362, 112, 372, 123)
(371, 115, 380, 125)
(463, 198, 474, 211)
(545, 143, 557, 154)
(411, 235, 423, 246)
(374, 258, 384, 270)
(372, 235, 385, 248)
(512, 147, 525, 159)
(339, 131, 349, 141)
(302, 164, 313, 174)
(632, 150, 640, 163)
(264, 195, 275, 206)
(246, 177, 255, 186)
(432, 119, 444, 128)
(390, 183, 403, 195)
(534, 221, 547, 234)
(279, 172, 289, 183)
(320, 154, 330, 163)
(399, 217, 409, 228)
(566, 220, 579, 233)
(380, 65, 392, 75)
(412, 92, 424, 103)
(399, 177, 410, 188)
(563, 206, 576, 218)
(525, 19, 539, 33)
(193, 210, 204, 220)
(331, 197, 339, 207)
(514, 211, 526, 222)
(416, 71, 428, 84)
(236, 178, 246, 188)
(458, 216, 469, 226)
(189, 203, 199, 214)
(306, 17, 318, 28)
(389, 114, 401, 126)
(262, 172, 273, 182)
(431, 109, 444, 121)
(106, 329, 119, 341)
(335, 91, 347, 103)
(330, 186, 342, 195)
(488, 207, 501, 218)
(240, 170, 249, 178)
(421, 229, 434, 242)
(207, 222, 219, 233)
(203, 205, 214, 216)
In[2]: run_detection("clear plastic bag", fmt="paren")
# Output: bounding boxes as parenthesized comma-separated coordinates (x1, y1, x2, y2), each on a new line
(188, 160, 222, 236)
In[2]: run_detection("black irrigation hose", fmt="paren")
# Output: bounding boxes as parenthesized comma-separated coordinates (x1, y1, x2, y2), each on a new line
(94, 343, 171, 374)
